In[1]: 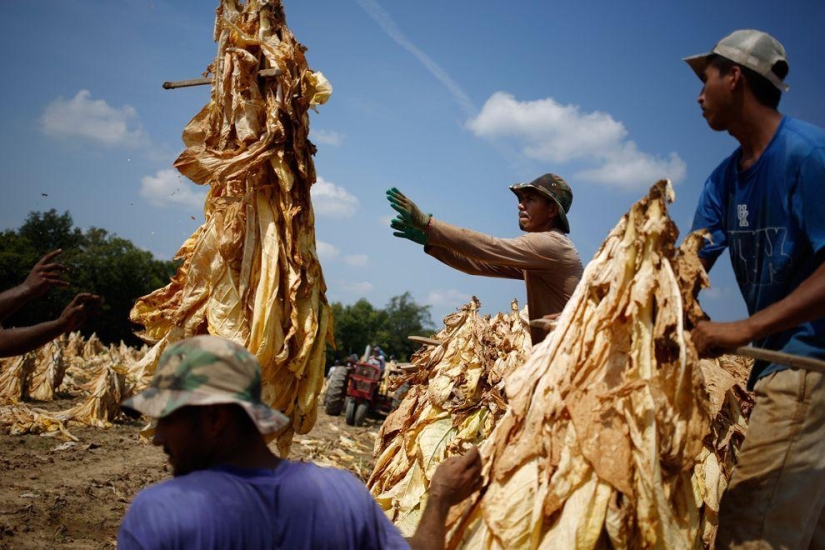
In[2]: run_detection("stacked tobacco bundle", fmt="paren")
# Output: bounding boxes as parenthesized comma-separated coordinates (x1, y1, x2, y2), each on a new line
(0, 332, 148, 440)
(128, 0, 333, 454)
(693, 354, 753, 547)
(435, 180, 754, 549)
(368, 297, 531, 536)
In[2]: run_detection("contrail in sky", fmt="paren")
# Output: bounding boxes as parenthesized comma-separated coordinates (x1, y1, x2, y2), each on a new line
(354, 0, 478, 118)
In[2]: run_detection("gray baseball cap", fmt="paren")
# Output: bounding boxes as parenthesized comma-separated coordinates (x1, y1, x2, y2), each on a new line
(684, 29, 789, 92)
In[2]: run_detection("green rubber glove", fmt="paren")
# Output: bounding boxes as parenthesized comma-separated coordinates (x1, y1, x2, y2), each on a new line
(386, 188, 431, 231)
(390, 216, 428, 246)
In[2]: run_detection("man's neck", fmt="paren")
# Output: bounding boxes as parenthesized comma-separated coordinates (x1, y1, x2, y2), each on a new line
(728, 105, 783, 171)
(212, 433, 282, 471)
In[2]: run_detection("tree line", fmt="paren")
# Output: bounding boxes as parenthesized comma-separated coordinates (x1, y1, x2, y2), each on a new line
(328, 292, 435, 365)
(2, 210, 435, 359)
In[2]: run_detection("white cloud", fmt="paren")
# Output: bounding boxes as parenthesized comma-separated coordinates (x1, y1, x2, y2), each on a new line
(341, 281, 374, 296)
(311, 129, 344, 147)
(467, 92, 686, 190)
(316, 241, 339, 262)
(574, 145, 687, 192)
(311, 177, 359, 219)
(41, 90, 148, 148)
(426, 289, 472, 310)
(700, 286, 726, 300)
(140, 169, 207, 209)
(468, 93, 625, 163)
(343, 254, 369, 267)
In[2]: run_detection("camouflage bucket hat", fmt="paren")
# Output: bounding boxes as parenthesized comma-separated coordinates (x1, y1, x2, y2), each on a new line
(509, 173, 573, 233)
(121, 335, 289, 435)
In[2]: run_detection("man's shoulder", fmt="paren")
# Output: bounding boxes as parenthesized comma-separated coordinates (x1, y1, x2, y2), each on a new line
(783, 116, 825, 144)
(277, 461, 365, 493)
(129, 469, 228, 507)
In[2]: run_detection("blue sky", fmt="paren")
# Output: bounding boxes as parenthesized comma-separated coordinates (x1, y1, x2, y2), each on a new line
(2, 0, 824, 328)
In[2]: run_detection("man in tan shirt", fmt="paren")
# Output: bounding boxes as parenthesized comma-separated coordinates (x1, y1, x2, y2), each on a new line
(387, 174, 583, 345)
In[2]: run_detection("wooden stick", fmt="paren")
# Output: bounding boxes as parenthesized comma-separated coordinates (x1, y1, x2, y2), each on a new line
(731, 346, 825, 374)
(408, 335, 442, 347)
(529, 318, 558, 332)
(162, 77, 211, 89)
(162, 68, 284, 90)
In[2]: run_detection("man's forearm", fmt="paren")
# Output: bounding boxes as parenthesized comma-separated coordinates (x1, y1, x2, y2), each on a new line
(408, 494, 451, 550)
(0, 319, 69, 358)
(0, 284, 34, 323)
(425, 244, 522, 280)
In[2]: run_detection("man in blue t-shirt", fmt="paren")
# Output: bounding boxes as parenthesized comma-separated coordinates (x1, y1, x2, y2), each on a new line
(117, 335, 482, 550)
(685, 30, 825, 548)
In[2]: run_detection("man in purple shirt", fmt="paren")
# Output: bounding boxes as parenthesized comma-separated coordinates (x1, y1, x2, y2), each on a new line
(118, 335, 481, 550)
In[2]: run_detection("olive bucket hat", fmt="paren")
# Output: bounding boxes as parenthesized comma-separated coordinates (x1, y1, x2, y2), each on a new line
(121, 335, 289, 434)
(509, 173, 573, 233)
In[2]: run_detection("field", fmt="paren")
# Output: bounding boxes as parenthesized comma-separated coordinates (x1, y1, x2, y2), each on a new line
(0, 394, 381, 550)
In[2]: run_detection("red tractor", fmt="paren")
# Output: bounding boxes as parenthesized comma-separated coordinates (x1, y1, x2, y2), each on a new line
(323, 361, 398, 426)
(344, 362, 396, 426)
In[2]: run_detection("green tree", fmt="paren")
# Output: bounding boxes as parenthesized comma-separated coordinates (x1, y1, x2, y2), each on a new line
(326, 293, 434, 365)
(18, 209, 84, 255)
(329, 298, 381, 363)
(0, 211, 178, 347)
(379, 292, 434, 362)
(66, 227, 177, 344)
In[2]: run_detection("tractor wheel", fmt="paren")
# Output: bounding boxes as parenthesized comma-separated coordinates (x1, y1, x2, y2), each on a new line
(354, 402, 369, 427)
(324, 367, 349, 416)
(345, 397, 356, 426)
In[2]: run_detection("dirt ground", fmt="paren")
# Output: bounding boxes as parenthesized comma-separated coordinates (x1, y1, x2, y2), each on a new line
(0, 394, 383, 550)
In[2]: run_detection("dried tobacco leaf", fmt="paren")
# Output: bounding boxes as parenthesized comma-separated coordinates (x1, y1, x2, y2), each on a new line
(368, 297, 530, 536)
(128, 0, 333, 455)
(445, 180, 751, 550)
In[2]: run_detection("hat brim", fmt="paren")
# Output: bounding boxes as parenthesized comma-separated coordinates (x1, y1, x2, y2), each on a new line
(510, 185, 570, 233)
(683, 52, 711, 82)
(683, 51, 789, 93)
(122, 389, 290, 435)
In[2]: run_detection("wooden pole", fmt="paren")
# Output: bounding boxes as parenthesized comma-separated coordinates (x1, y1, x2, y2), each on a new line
(732, 346, 825, 374)
(162, 68, 284, 90)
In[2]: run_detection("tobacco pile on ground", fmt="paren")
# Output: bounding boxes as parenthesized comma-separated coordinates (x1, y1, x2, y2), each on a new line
(439, 180, 753, 549)
(0, 334, 381, 549)
(362, 181, 754, 549)
(368, 298, 531, 536)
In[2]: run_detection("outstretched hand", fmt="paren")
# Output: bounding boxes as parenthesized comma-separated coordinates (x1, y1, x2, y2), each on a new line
(386, 188, 431, 231)
(59, 293, 103, 333)
(24, 250, 70, 299)
(390, 216, 428, 246)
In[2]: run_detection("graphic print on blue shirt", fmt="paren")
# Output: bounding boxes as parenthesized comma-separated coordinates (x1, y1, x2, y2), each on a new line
(729, 225, 793, 289)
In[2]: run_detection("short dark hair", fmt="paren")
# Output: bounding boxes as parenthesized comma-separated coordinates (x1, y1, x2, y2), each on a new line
(708, 54, 787, 109)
